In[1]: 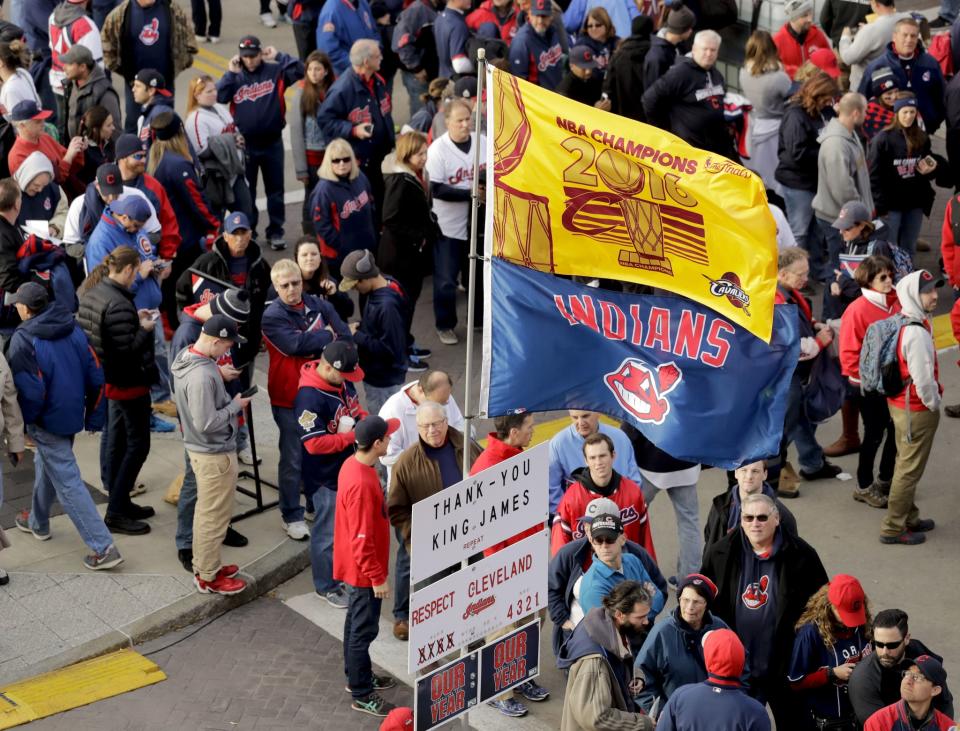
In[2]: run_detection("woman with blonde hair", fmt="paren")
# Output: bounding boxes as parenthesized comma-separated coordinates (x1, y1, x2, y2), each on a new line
(787, 575, 871, 730)
(184, 73, 237, 154)
(308, 137, 376, 278)
(741, 30, 791, 195)
(148, 111, 220, 322)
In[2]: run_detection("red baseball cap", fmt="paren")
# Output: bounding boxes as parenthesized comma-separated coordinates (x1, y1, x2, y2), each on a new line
(828, 574, 867, 628)
(809, 48, 840, 79)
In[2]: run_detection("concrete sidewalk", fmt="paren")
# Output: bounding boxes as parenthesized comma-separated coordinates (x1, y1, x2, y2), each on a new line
(0, 381, 311, 687)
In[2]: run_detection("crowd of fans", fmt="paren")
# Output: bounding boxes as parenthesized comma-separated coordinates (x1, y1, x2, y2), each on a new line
(0, 0, 954, 727)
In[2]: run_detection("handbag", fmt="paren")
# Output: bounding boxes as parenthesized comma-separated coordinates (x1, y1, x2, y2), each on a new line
(803, 352, 846, 424)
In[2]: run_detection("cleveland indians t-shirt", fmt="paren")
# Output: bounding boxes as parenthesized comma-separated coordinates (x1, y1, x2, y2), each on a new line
(128, 2, 173, 83)
(735, 541, 779, 679)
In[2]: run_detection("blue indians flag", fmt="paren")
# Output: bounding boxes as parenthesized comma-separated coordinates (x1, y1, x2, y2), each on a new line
(480, 258, 800, 468)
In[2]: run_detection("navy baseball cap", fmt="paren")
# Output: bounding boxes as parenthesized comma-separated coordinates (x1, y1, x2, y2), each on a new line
(224, 211, 251, 233)
(202, 314, 247, 343)
(590, 512, 623, 541)
(111, 195, 151, 221)
(913, 656, 947, 688)
(13, 282, 48, 310)
(569, 45, 598, 70)
(238, 35, 262, 57)
(96, 163, 123, 197)
(355, 416, 401, 448)
(529, 0, 552, 16)
(321, 340, 364, 382)
(134, 68, 171, 97)
(10, 100, 52, 122)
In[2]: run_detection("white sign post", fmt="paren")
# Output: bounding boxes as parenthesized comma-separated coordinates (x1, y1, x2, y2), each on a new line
(410, 442, 548, 584)
(407, 530, 548, 674)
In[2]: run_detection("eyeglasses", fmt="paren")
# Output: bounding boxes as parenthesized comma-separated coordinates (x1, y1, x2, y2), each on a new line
(591, 536, 617, 545)
(417, 419, 447, 432)
(873, 638, 904, 650)
(902, 671, 931, 683)
(586, 22, 603, 27)
(331, 157, 351, 164)
(276, 280, 302, 289)
(741, 513, 771, 523)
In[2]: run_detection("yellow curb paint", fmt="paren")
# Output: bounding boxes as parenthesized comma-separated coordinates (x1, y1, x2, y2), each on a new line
(196, 46, 233, 68)
(0, 649, 165, 728)
(192, 58, 226, 78)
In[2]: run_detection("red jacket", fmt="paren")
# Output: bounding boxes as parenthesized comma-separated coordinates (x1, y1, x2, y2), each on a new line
(140, 173, 182, 260)
(550, 471, 656, 560)
(864, 700, 957, 731)
(9, 134, 83, 184)
(942, 194, 960, 287)
(838, 290, 900, 382)
(334, 456, 390, 587)
(466, 1, 519, 43)
(470, 433, 544, 558)
(772, 24, 832, 79)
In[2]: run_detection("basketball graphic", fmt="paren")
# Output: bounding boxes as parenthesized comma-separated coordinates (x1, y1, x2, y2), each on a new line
(595, 150, 644, 197)
(493, 75, 531, 177)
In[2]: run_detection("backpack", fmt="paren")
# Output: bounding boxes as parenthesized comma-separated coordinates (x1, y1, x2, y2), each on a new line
(858, 314, 922, 395)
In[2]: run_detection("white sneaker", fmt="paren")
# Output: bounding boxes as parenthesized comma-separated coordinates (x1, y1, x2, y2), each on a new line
(238, 446, 261, 465)
(260, 12, 277, 27)
(436, 329, 458, 345)
(283, 520, 310, 541)
(208, 36, 220, 44)
(195, 34, 208, 44)
(304, 510, 316, 523)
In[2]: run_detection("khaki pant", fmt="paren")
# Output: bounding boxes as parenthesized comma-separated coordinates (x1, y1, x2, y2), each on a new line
(881, 406, 939, 537)
(188, 451, 238, 581)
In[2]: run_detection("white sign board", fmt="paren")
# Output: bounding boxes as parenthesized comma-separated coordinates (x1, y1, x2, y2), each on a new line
(408, 530, 548, 674)
(410, 442, 548, 583)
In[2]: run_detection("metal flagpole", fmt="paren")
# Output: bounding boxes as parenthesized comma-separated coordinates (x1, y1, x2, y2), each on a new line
(461, 48, 487, 479)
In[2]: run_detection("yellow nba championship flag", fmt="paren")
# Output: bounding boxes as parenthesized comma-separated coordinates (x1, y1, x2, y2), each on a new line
(485, 67, 778, 342)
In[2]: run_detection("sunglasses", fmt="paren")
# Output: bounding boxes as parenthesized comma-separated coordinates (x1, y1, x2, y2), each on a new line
(873, 638, 904, 650)
(586, 23, 604, 27)
(876, 273, 891, 282)
(131, 152, 146, 160)
(331, 157, 351, 164)
(741, 513, 771, 523)
(592, 536, 617, 545)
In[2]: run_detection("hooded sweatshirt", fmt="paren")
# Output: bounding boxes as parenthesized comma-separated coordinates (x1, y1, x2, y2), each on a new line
(557, 606, 654, 731)
(734, 531, 782, 679)
(812, 117, 874, 221)
(890, 271, 941, 412)
(656, 629, 769, 731)
(13, 152, 62, 228)
(48, 2, 103, 95)
(171, 345, 242, 454)
(603, 20, 652, 122)
(550, 466, 656, 560)
(352, 278, 409, 388)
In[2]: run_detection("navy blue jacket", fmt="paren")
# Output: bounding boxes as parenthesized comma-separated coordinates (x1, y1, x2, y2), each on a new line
(643, 35, 683, 91)
(293, 362, 366, 491)
(309, 172, 377, 267)
(316, 0, 379, 75)
(657, 679, 771, 731)
(151, 151, 219, 253)
(353, 279, 408, 387)
(434, 7, 472, 78)
(8, 304, 103, 435)
(392, 0, 438, 75)
(548, 536, 666, 659)
(24, 0, 58, 56)
(858, 43, 946, 134)
(318, 68, 396, 169)
(138, 94, 175, 147)
(776, 101, 831, 192)
(509, 23, 564, 91)
(216, 52, 305, 147)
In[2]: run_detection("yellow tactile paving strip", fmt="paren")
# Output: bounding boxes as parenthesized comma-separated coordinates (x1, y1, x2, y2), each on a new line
(0, 649, 165, 728)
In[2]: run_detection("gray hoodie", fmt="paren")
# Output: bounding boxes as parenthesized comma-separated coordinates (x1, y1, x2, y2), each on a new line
(838, 11, 911, 91)
(812, 117, 874, 221)
(171, 347, 242, 453)
(895, 271, 940, 411)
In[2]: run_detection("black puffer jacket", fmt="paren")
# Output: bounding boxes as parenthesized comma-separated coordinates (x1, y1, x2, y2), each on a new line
(775, 101, 830, 192)
(77, 277, 157, 389)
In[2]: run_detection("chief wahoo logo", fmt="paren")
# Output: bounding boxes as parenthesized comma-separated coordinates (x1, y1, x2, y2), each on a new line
(604, 358, 682, 426)
(742, 576, 770, 610)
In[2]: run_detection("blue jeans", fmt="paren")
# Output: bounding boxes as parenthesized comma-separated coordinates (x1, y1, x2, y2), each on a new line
(639, 477, 702, 578)
(310, 486, 338, 593)
(780, 186, 818, 250)
(393, 527, 410, 620)
(783, 374, 825, 473)
(401, 71, 429, 118)
(883, 209, 924, 258)
(816, 217, 843, 283)
(343, 584, 382, 698)
(151, 325, 172, 403)
(176, 449, 197, 550)
(363, 383, 401, 418)
(246, 139, 285, 240)
(9, 0, 26, 30)
(271, 405, 305, 523)
(27, 424, 113, 554)
(433, 235, 465, 330)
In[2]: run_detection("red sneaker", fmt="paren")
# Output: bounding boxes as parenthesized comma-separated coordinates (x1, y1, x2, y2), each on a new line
(217, 565, 240, 579)
(195, 573, 247, 595)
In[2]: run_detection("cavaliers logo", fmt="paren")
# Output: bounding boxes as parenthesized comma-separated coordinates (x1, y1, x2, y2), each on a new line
(741, 576, 769, 610)
(703, 272, 751, 315)
(604, 358, 681, 425)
